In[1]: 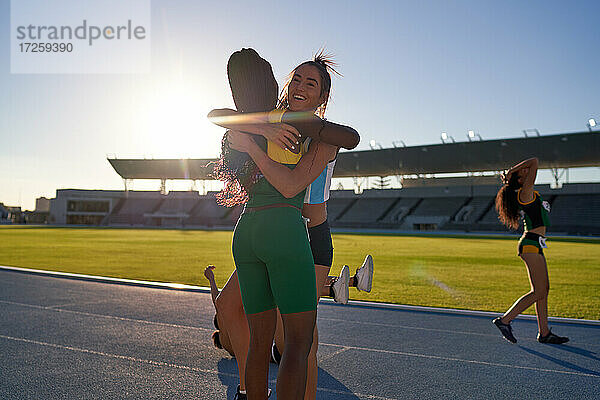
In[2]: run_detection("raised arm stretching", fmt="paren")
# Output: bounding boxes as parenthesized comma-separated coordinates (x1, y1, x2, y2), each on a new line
(503, 157, 539, 202)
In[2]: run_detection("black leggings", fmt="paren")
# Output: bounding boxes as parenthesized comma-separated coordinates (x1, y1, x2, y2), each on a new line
(308, 219, 333, 267)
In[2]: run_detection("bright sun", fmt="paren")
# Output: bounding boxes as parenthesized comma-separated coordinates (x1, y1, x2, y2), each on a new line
(133, 82, 222, 159)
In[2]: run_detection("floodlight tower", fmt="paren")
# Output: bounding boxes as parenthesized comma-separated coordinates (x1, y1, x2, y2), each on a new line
(587, 118, 597, 132)
(441, 132, 455, 143)
(369, 140, 383, 150)
(467, 130, 482, 141)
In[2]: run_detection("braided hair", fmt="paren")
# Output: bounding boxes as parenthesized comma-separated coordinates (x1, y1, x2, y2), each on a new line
(212, 48, 279, 206)
(278, 49, 340, 118)
(211, 313, 235, 357)
(211, 314, 223, 349)
(495, 173, 522, 230)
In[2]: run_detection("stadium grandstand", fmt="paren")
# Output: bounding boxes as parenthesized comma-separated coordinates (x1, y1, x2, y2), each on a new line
(48, 131, 600, 235)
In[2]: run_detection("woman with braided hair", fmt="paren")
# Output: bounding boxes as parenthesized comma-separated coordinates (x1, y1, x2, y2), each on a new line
(492, 157, 568, 345)
(209, 48, 362, 400)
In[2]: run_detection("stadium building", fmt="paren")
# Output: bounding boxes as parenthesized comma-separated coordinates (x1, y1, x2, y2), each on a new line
(48, 130, 600, 235)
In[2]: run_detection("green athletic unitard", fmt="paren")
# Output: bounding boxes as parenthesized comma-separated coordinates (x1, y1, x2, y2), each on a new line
(232, 165, 317, 315)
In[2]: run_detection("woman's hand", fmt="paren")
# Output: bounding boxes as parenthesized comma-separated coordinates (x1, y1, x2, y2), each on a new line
(204, 265, 216, 282)
(227, 130, 256, 153)
(208, 108, 301, 151)
(258, 123, 301, 152)
(236, 123, 300, 152)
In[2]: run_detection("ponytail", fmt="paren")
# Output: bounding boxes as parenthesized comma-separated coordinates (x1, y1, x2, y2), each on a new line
(495, 173, 522, 230)
(212, 330, 223, 349)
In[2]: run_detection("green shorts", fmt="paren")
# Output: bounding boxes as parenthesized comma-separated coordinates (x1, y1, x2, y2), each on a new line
(232, 206, 317, 315)
(518, 232, 546, 256)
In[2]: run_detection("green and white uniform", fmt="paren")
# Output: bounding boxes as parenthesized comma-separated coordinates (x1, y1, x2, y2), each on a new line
(517, 189, 551, 256)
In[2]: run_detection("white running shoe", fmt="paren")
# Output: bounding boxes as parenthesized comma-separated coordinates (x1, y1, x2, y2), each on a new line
(355, 255, 373, 292)
(332, 265, 350, 304)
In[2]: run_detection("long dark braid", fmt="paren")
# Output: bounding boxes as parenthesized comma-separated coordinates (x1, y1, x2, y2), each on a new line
(211, 49, 279, 206)
(495, 173, 522, 230)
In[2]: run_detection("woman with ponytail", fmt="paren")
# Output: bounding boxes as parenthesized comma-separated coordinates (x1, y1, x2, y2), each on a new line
(225, 52, 372, 400)
(492, 157, 568, 345)
(209, 49, 362, 400)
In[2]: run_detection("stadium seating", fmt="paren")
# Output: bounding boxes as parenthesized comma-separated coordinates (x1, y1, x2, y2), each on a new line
(336, 198, 397, 223)
(453, 196, 494, 224)
(378, 198, 420, 224)
(411, 197, 467, 217)
(106, 196, 162, 226)
(549, 194, 600, 235)
(50, 183, 600, 235)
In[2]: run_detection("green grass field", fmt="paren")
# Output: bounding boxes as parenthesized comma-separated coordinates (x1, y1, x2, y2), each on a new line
(1, 226, 599, 320)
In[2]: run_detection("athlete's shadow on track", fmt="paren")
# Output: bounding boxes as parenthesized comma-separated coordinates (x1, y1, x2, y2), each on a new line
(216, 358, 241, 399)
(543, 343, 600, 362)
(217, 358, 361, 399)
(316, 368, 361, 399)
(518, 345, 600, 377)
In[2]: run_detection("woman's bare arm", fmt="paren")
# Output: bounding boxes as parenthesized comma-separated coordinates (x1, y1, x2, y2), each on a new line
(506, 157, 538, 201)
(208, 108, 360, 150)
(281, 111, 360, 150)
(228, 130, 337, 198)
(203, 265, 220, 307)
(208, 109, 300, 151)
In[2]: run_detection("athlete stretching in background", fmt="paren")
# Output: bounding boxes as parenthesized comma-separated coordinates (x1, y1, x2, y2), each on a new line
(492, 157, 568, 344)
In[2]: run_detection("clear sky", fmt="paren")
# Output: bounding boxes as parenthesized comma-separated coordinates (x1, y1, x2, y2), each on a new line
(1, 0, 599, 210)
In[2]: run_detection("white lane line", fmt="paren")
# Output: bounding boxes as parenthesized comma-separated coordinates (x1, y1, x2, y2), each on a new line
(316, 317, 600, 346)
(3, 299, 596, 380)
(317, 387, 397, 400)
(4, 299, 491, 341)
(47, 300, 107, 309)
(3, 299, 599, 347)
(0, 333, 237, 376)
(318, 346, 352, 363)
(0, 300, 213, 332)
(319, 317, 494, 337)
(3, 264, 598, 326)
(318, 342, 600, 378)
(0, 334, 397, 400)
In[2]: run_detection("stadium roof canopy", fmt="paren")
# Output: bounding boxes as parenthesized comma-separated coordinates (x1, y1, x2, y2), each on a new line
(108, 131, 600, 180)
(108, 158, 216, 180)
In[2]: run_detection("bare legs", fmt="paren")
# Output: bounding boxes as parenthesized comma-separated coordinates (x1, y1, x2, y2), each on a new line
(215, 271, 249, 391)
(501, 253, 550, 336)
(277, 310, 317, 400)
(217, 269, 350, 396)
(273, 265, 329, 400)
(245, 308, 316, 400)
(304, 265, 331, 400)
(246, 309, 277, 400)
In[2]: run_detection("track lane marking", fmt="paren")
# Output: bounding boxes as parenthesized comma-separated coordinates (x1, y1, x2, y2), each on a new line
(319, 316, 495, 337)
(3, 299, 599, 347)
(47, 300, 108, 309)
(318, 342, 600, 378)
(0, 334, 398, 400)
(318, 346, 352, 363)
(3, 265, 599, 326)
(0, 299, 213, 332)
